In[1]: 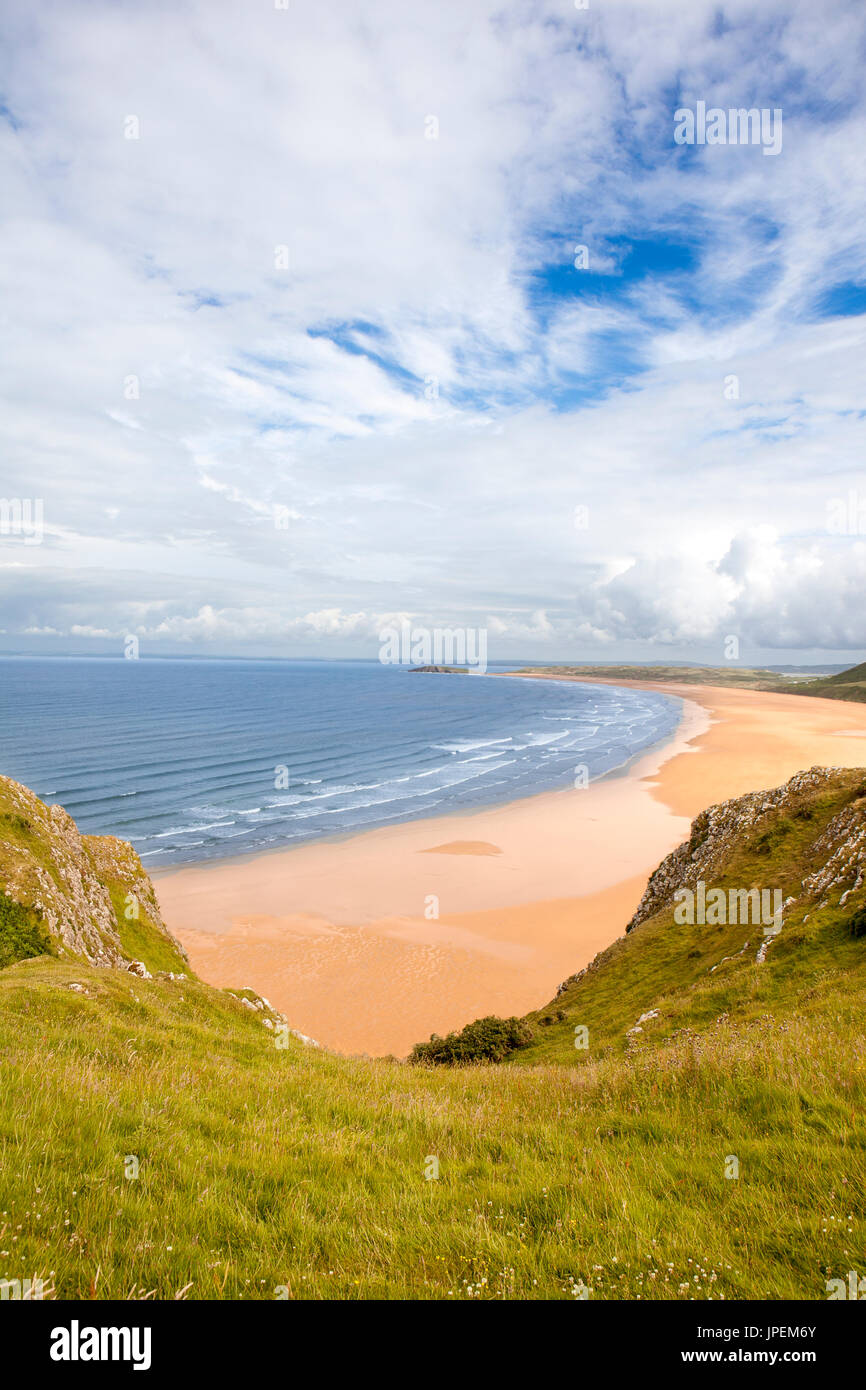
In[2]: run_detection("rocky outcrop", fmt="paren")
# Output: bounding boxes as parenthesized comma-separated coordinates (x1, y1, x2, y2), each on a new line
(800, 797, 866, 905)
(627, 767, 866, 933)
(550, 766, 866, 1005)
(0, 774, 187, 971)
(556, 953, 605, 997)
(224, 986, 321, 1046)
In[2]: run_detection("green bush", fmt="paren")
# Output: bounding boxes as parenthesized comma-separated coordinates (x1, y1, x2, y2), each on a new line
(410, 1014, 533, 1065)
(847, 906, 866, 940)
(0, 891, 53, 969)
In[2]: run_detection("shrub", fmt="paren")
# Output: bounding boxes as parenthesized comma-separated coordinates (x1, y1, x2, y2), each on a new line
(847, 906, 866, 940)
(410, 1014, 534, 1065)
(0, 891, 52, 969)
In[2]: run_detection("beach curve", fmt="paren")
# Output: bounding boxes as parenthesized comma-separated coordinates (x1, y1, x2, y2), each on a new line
(155, 681, 866, 1056)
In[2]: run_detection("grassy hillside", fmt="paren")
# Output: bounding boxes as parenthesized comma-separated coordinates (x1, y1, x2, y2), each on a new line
(0, 774, 187, 976)
(511, 663, 784, 689)
(509, 661, 866, 702)
(778, 661, 866, 703)
(1, 770, 865, 1300)
(519, 768, 866, 1063)
(1, 953, 863, 1302)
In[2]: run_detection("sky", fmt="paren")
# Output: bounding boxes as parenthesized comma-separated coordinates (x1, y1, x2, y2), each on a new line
(1, 0, 865, 665)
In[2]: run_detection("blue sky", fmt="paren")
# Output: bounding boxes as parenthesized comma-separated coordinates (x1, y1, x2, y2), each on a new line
(0, 0, 865, 663)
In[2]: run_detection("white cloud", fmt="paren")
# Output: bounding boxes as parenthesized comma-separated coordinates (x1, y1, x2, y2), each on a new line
(0, 0, 864, 662)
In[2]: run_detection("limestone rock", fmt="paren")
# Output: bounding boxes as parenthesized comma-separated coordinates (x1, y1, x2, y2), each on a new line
(0, 774, 188, 971)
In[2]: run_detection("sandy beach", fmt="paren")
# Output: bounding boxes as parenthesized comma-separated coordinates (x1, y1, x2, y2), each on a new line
(155, 681, 866, 1056)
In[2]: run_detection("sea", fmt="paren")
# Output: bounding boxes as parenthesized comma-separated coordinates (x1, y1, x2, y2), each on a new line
(0, 658, 681, 867)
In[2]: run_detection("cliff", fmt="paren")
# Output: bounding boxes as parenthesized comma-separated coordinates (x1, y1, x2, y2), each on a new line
(517, 764, 866, 1064)
(627, 765, 866, 932)
(0, 774, 188, 975)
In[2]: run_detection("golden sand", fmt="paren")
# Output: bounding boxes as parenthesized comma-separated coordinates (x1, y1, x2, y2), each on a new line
(155, 682, 866, 1057)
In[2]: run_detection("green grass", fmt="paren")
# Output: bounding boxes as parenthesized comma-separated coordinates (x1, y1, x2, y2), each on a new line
(1, 950, 864, 1300)
(518, 773, 866, 1065)
(777, 661, 866, 703)
(2, 770, 866, 1300)
(510, 663, 784, 689)
(0, 774, 188, 975)
(107, 884, 188, 976)
(0, 803, 63, 891)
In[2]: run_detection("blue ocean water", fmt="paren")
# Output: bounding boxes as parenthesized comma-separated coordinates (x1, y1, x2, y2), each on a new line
(0, 659, 681, 867)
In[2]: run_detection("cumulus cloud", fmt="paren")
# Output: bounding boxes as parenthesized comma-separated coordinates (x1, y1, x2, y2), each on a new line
(0, 0, 864, 662)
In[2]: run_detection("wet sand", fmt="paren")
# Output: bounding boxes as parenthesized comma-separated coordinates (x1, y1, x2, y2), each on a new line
(155, 682, 866, 1056)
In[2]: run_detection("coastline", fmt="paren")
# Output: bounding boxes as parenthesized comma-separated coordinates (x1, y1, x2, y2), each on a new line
(148, 676, 686, 879)
(155, 681, 866, 1057)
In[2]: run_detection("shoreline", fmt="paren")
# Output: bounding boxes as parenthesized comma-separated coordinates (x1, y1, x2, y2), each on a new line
(149, 681, 687, 882)
(155, 680, 866, 1057)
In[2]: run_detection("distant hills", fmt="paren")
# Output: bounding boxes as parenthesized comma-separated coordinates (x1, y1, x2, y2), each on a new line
(509, 659, 866, 702)
(787, 661, 866, 701)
